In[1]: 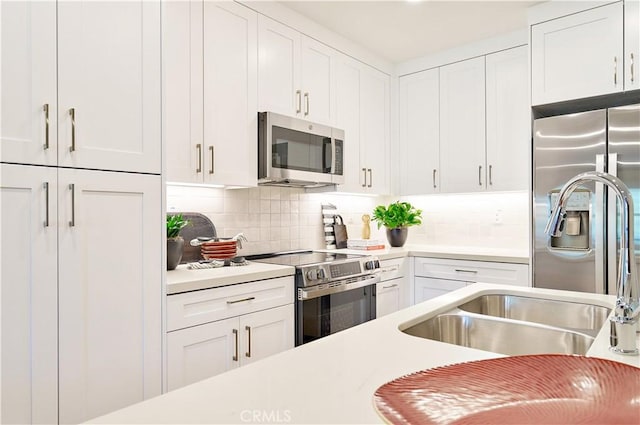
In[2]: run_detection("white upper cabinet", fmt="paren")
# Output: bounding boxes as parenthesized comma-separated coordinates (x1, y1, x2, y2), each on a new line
(439, 56, 486, 193)
(399, 68, 440, 195)
(1, 164, 58, 425)
(1, 1, 57, 166)
(485, 45, 529, 191)
(57, 1, 161, 173)
(164, 1, 258, 186)
(625, 0, 640, 90)
(334, 55, 390, 194)
(203, 1, 258, 186)
(1, 1, 161, 173)
(258, 15, 336, 125)
(531, 2, 624, 105)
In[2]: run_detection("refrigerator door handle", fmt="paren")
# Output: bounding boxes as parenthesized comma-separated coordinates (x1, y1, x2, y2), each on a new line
(594, 154, 606, 294)
(606, 153, 619, 295)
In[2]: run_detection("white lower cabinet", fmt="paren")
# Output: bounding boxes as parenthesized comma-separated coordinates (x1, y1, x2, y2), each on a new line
(166, 277, 294, 391)
(1, 163, 162, 424)
(413, 257, 529, 304)
(376, 258, 409, 317)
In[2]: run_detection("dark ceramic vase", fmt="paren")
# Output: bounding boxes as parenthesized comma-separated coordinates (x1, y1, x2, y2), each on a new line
(167, 236, 185, 270)
(386, 227, 408, 247)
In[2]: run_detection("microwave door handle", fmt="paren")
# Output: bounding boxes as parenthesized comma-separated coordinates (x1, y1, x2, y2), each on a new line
(331, 138, 337, 175)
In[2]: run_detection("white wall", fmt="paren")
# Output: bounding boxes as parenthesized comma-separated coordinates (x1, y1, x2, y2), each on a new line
(167, 185, 530, 255)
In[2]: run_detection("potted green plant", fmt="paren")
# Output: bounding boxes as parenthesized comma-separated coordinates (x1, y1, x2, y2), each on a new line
(167, 213, 190, 270)
(372, 201, 423, 247)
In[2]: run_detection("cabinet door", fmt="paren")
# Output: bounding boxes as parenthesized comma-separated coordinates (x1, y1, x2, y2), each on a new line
(414, 277, 468, 304)
(204, 1, 257, 186)
(377, 279, 402, 317)
(399, 69, 440, 195)
(625, 0, 640, 90)
(486, 46, 529, 192)
(239, 304, 294, 367)
(360, 65, 390, 194)
(301, 35, 335, 125)
(531, 2, 623, 105)
(334, 55, 363, 193)
(57, 0, 161, 174)
(163, 0, 203, 183)
(258, 15, 301, 117)
(166, 318, 239, 391)
(58, 169, 162, 424)
(0, 1, 57, 166)
(439, 56, 486, 193)
(1, 164, 58, 424)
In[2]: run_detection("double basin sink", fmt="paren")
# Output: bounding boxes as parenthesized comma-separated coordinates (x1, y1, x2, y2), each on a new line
(401, 294, 611, 356)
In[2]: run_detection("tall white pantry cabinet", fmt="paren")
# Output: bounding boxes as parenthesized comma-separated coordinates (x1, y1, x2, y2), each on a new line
(1, 1, 163, 424)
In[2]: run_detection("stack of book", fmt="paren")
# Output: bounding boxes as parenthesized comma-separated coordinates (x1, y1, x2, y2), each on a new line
(346, 239, 386, 250)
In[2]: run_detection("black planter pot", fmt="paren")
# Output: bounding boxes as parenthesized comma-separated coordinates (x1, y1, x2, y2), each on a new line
(386, 227, 408, 247)
(167, 236, 185, 270)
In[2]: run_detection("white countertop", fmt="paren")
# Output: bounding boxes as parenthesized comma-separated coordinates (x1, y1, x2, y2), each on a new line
(326, 244, 530, 264)
(90, 283, 638, 425)
(167, 262, 295, 295)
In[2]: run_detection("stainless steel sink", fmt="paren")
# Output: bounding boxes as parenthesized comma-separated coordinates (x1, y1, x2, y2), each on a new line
(402, 312, 595, 356)
(457, 294, 611, 337)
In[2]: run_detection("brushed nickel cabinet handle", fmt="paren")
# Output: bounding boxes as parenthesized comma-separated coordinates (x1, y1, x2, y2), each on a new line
(478, 165, 482, 186)
(489, 165, 493, 186)
(226, 296, 255, 305)
(382, 283, 398, 289)
(296, 90, 302, 114)
(43, 182, 50, 227)
(68, 183, 75, 227)
(432, 169, 437, 188)
(614, 56, 618, 85)
(43, 104, 49, 150)
(69, 108, 76, 152)
(245, 325, 252, 358)
(209, 146, 214, 174)
(304, 92, 309, 116)
(631, 53, 635, 83)
(232, 329, 238, 361)
(362, 168, 367, 187)
(455, 269, 478, 273)
(367, 168, 372, 188)
(196, 144, 202, 173)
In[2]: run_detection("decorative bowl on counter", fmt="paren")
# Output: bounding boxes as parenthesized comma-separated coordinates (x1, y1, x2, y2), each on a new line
(201, 240, 237, 259)
(373, 354, 640, 425)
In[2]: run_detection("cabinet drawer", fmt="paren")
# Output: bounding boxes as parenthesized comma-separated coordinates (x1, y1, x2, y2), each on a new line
(379, 257, 407, 281)
(414, 277, 468, 304)
(414, 257, 528, 286)
(167, 276, 294, 331)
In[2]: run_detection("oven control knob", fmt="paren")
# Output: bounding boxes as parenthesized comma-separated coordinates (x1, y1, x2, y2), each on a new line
(374, 260, 380, 269)
(306, 269, 318, 281)
(317, 269, 326, 279)
(364, 261, 375, 270)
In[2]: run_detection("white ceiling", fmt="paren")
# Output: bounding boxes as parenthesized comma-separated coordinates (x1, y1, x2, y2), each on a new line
(277, 1, 541, 63)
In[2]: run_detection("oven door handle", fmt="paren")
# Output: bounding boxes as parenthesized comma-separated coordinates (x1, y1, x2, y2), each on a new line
(298, 274, 381, 300)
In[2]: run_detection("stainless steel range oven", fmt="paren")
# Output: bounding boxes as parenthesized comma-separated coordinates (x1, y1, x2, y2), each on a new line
(246, 251, 380, 345)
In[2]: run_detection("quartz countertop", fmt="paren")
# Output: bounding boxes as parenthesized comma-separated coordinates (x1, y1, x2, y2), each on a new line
(325, 244, 529, 264)
(166, 262, 295, 295)
(89, 283, 637, 424)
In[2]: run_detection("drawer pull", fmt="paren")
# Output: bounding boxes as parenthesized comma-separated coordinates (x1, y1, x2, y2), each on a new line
(382, 283, 398, 289)
(226, 296, 256, 305)
(381, 266, 399, 273)
(454, 269, 478, 274)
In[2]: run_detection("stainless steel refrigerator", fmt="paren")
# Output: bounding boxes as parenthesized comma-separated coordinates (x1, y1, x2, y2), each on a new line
(533, 103, 640, 294)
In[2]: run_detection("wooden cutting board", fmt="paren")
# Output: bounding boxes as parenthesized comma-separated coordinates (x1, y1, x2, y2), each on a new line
(169, 212, 217, 263)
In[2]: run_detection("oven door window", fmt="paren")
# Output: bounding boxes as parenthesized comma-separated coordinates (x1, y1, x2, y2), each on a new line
(272, 126, 332, 174)
(301, 285, 375, 344)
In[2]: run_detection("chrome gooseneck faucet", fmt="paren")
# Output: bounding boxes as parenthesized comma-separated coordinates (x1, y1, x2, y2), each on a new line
(545, 171, 639, 355)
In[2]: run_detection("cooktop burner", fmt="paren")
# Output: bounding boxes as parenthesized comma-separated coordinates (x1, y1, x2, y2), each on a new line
(246, 250, 364, 267)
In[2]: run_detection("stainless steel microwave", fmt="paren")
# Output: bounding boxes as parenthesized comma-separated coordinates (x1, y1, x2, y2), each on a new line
(258, 112, 344, 187)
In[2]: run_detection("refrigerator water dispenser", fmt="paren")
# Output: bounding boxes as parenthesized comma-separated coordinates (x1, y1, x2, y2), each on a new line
(549, 189, 590, 250)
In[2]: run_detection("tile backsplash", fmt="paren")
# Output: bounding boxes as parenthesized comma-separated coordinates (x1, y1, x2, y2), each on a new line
(167, 185, 530, 255)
